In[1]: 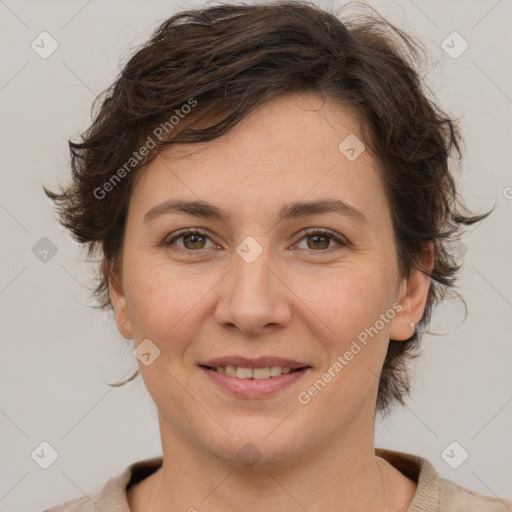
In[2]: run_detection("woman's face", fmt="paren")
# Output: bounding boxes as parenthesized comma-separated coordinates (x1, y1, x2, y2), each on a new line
(111, 92, 427, 466)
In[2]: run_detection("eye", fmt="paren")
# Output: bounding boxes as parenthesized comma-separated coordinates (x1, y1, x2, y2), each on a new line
(165, 228, 216, 251)
(295, 229, 346, 251)
(164, 228, 347, 252)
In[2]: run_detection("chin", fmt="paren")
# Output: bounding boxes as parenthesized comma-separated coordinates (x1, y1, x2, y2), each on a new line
(202, 418, 308, 469)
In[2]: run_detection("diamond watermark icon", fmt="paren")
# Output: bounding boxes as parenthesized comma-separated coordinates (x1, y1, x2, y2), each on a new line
(441, 441, 469, 469)
(134, 338, 161, 366)
(31, 31, 59, 59)
(338, 134, 366, 161)
(31, 441, 59, 469)
(32, 237, 58, 263)
(453, 239, 468, 264)
(236, 236, 263, 264)
(441, 32, 468, 59)
(237, 442, 262, 467)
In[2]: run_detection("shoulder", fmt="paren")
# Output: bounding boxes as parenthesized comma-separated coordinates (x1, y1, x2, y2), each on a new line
(41, 456, 163, 512)
(42, 494, 99, 512)
(376, 448, 512, 512)
(437, 475, 512, 511)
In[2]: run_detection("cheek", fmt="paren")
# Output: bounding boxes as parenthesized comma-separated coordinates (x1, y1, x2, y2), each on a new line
(297, 270, 395, 410)
(301, 263, 395, 339)
(122, 256, 193, 341)
(302, 270, 397, 407)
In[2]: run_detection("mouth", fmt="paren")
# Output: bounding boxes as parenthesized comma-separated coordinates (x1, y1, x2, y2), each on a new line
(198, 356, 312, 398)
(199, 364, 306, 379)
(198, 355, 310, 377)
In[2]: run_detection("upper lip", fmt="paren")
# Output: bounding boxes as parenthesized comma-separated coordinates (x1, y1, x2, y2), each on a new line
(199, 356, 310, 370)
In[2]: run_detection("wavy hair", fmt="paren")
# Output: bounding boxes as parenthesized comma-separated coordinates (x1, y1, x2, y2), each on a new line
(44, 1, 490, 415)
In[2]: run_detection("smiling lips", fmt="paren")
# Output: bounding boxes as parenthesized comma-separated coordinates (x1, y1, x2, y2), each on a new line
(200, 355, 309, 377)
(199, 356, 311, 398)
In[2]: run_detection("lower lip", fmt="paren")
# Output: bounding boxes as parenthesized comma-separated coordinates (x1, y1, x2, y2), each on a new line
(200, 367, 309, 399)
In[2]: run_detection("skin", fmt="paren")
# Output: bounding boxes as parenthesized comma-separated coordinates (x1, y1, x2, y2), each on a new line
(110, 92, 432, 511)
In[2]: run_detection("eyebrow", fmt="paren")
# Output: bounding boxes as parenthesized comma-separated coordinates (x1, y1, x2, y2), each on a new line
(143, 198, 368, 225)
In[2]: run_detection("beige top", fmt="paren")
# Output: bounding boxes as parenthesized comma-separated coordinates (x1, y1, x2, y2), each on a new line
(43, 448, 512, 511)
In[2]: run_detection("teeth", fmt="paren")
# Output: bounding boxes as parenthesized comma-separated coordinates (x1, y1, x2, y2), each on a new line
(213, 365, 296, 379)
(270, 366, 283, 377)
(236, 367, 253, 379)
(252, 367, 270, 379)
(224, 365, 236, 377)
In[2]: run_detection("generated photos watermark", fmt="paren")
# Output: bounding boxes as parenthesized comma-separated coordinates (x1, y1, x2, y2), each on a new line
(93, 97, 198, 200)
(297, 301, 403, 405)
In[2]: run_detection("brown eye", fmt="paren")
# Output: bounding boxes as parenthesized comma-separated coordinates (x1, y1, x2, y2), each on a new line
(296, 229, 346, 251)
(166, 229, 214, 251)
(181, 232, 207, 250)
(165, 228, 346, 253)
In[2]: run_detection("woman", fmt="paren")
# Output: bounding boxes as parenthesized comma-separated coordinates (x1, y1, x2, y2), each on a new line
(43, 1, 511, 510)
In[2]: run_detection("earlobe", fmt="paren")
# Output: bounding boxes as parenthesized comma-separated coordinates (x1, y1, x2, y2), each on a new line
(109, 276, 133, 340)
(389, 242, 434, 341)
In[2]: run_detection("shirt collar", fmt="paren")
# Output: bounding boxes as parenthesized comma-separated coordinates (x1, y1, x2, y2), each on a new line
(96, 449, 440, 512)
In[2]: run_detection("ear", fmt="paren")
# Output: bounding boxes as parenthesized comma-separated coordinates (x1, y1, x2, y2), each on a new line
(108, 268, 133, 340)
(389, 242, 434, 341)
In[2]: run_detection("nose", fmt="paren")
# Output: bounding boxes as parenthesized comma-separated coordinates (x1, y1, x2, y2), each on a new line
(214, 245, 292, 337)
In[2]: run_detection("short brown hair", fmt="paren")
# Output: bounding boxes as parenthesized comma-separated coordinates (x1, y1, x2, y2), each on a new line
(44, 1, 489, 415)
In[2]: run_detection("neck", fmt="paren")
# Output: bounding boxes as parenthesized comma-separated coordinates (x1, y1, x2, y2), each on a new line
(145, 415, 393, 512)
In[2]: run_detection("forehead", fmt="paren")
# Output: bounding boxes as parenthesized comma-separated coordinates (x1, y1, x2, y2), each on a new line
(128, 92, 387, 226)
(154, 92, 368, 164)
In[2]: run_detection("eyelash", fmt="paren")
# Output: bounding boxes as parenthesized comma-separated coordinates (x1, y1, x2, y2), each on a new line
(164, 228, 347, 253)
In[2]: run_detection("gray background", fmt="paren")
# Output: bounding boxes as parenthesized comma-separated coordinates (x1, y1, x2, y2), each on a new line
(0, 1, 511, 511)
